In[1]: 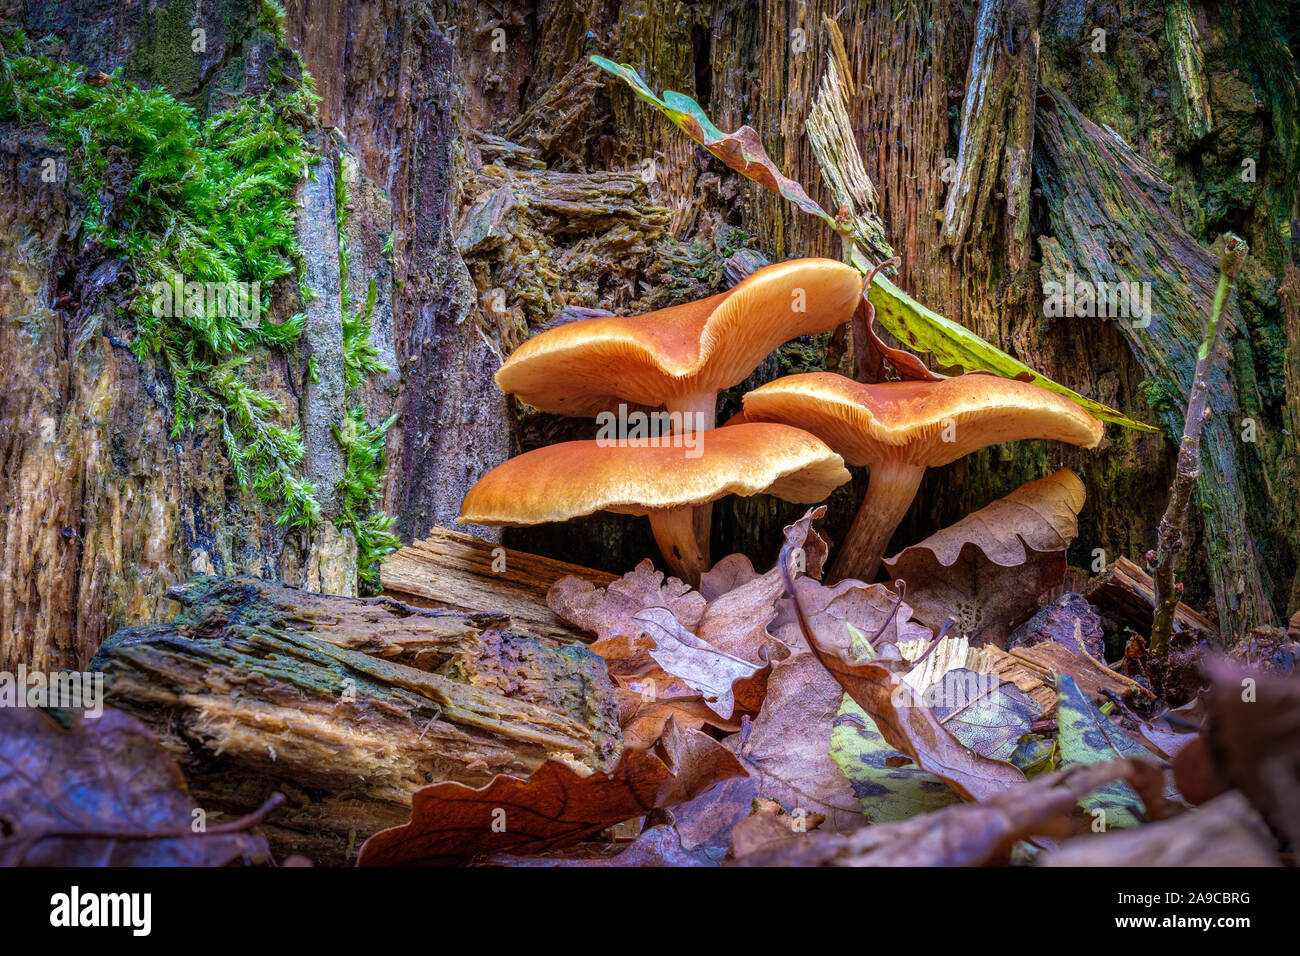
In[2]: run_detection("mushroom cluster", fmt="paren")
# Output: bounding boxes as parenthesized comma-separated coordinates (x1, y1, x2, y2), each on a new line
(460, 258, 1107, 589)
(462, 259, 863, 584)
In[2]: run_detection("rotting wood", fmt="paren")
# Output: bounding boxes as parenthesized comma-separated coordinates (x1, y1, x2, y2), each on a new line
(940, 0, 1040, 272)
(92, 576, 623, 866)
(1087, 556, 1218, 640)
(381, 526, 618, 644)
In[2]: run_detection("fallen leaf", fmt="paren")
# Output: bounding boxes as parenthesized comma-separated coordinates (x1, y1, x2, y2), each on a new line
(637, 607, 766, 720)
(829, 695, 963, 822)
(479, 825, 716, 867)
(786, 559, 1027, 800)
(772, 576, 932, 656)
(1133, 698, 1202, 761)
(0, 708, 274, 867)
(618, 698, 739, 751)
(1056, 674, 1163, 827)
(695, 508, 828, 663)
(1185, 657, 1300, 848)
(356, 719, 746, 866)
(548, 559, 705, 642)
(699, 553, 761, 601)
(800, 634, 1024, 801)
(725, 652, 865, 831)
(1041, 791, 1277, 867)
(883, 469, 1085, 646)
(727, 798, 827, 860)
(926, 667, 1041, 761)
(729, 757, 1167, 865)
(657, 776, 757, 861)
(553, 509, 829, 745)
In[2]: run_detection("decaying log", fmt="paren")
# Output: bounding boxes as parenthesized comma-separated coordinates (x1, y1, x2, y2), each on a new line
(381, 526, 618, 643)
(1087, 556, 1217, 641)
(1036, 88, 1270, 639)
(93, 576, 622, 866)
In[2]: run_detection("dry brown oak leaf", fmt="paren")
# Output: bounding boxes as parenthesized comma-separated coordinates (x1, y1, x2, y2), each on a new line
(729, 757, 1167, 866)
(356, 719, 745, 866)
(883, 469, 1084, 647)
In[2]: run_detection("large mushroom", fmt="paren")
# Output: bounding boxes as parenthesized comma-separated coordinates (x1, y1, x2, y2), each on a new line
(741, 372, 1105, 582)
(495, 257, 862, 427)
(458, 422, 850, 585)
(493, 257, 861, 569)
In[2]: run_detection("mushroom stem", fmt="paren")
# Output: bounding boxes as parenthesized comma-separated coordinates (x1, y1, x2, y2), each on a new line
(648, 505, 710, 586)
(829, 459, 926, 583)
(663, 391, 719, 577)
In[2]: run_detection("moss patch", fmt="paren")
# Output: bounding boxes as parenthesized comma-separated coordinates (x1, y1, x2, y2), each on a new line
(1, 23, 319, 528)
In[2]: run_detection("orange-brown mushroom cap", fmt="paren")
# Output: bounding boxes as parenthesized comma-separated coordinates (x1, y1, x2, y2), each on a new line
(494, 258, 863, 415)
(458, 422, 850, 525)
(742, 372, 1104, 466)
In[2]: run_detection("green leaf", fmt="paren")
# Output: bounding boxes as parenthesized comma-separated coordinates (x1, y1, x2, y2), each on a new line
(830, 694, 962, 822)
(1056, 674, 1155, 828)
(590, 55, 835, 226)
(865, 268, 1159, 432)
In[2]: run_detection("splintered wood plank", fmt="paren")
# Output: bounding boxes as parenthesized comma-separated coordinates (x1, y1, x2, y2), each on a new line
(970, 644, 1059, 716)
(1086, 556, 1217, 639)
(381, 527, 617, 644)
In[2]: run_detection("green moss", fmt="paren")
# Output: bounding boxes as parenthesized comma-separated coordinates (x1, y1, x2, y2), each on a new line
(1139, 377, 1180, 415)
(1, 26, 322, 530)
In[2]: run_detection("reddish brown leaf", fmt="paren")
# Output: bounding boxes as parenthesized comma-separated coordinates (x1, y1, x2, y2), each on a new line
(0, 708, 274, 867)
(637, 607, 766, 720)
(1041, 791, 1278, 867)
(772, 576, 932, 656)
(696, 508, 829, 662)
(852, 291, 945, 384)
(780, 556, 1026, 801)
(725, 651, 865, 830)
(479, 824, 715, 867)
(1184, 657, 1300, 847)
(619, 698, 739, 750)
(554, 508, 831, 746)
(356, 720, 746, 866)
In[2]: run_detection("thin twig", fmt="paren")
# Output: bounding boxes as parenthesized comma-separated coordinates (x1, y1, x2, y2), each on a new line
(1149, 234, 1248, 658)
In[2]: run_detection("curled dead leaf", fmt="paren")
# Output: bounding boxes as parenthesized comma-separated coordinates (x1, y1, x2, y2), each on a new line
(356, 719, 746, 866)
(883, 469, 1085, 646)
(0, 708, 275, 867)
